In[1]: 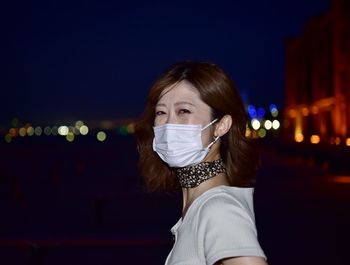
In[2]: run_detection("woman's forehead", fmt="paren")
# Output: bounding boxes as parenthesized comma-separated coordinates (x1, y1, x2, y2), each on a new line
(158, 80, 200, 103)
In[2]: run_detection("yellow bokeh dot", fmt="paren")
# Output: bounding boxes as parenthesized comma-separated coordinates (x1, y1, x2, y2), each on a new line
(97, 131, 107, 142)
(346, 138, 350, 146)
(79, 125, 89, 135)
(258, 128, 266, 138)
(19, 127, 27, 137)
(310, 135, 320, 144)
(127, 123, 135, 134)
(295, 133, 304, 142)
(66, 132, 75, 142)
(5, 134, 12, 143)
(27, 126, 34, 136)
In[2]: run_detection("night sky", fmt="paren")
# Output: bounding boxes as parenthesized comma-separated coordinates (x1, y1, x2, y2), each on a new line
(1, 0, 330, 125)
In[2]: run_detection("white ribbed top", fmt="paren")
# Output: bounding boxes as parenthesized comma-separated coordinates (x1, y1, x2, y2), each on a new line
(165, 185, 266, 265)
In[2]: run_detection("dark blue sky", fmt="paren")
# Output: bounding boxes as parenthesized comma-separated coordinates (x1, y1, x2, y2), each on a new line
(1, 0, 330, 124)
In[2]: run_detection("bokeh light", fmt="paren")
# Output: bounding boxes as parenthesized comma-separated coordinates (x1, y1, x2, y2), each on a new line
(258, 128, 266, 138)
(257, 107, 265, 119)
(264, 120, 272, 130)
(346, 138, 350, 146)
(19, 127, 26, 137)
(245, 127, 252, 138)
(127, 123, 135, 134)
(5, 134, 12, 143)
(247, 105, 257, 118)
(272, 120, 280, 130)
(119, 126, 128, 135)
(79, 125, 89, 135)
(58, 126, 69, 136)
(51, 126, 58, 136)
(270, 104, 279, 117)
(310, 135, 320, 144)
(251, 119, 261, 130)
(302, 107, 309, 116)
(11, 118, 19, 128)
(295, 133, 304, 142)
(75, 120, 84, 129)
(66, 132, 75, 142)
(27, 126, 34, 136)
(335, 137, 341, 145)
(34, 126, 42, 136)
(44, 126, 51, 136)
(9, 128, 17, 137)
(97, 131, 107, 142)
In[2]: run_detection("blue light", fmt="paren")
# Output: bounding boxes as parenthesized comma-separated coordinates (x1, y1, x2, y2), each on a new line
(269, 104, 278, 117)
(247, 105, 257, 118)
(269, 104, 277, 113)
(257, 107, 265, 119)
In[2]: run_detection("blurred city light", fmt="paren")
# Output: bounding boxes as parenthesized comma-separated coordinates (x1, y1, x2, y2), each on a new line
(332, 176, 350, 184)
(11, 118, 19, 128)
(66, 132, 75, 142)
(34, 126, 42, 136)
(288, 109, 297, 118)
(264, 120, 272, 130)
(251, 119, 261, 130)
(346, 138, 350, 146)
(9, 128, 17, 137)
(51, 126, 58, 136)
(310, 135, 320, 144)
(19, 127, 26, 137)
(301, 107, 309, 116)
(97, 131, 107, 142)
(27, 126, 34, 136)
(58, 126, 69, 136)
(127, 123, 135, 134)
(5, 134, 12, 143)
(75, 120, 84, 129)
(245, 127, 252, 138)
(272, 120, 280, 130)
(295, 133, 304, 142)
(257, 107, 265, 119)
(270, 104, 279, 117)
(335, 137, 341, 145)
(79, 125, 89, 135)
(73, 127, 80, 135)
(258, 128, 266, 138)
(119, 126, 128, 135)
(44, 126, 51, 136)
(247, 105, 257, 118)
(311, 105, 319, 114)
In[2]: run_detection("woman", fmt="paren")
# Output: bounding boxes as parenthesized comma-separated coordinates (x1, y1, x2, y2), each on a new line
(135, 61, 267, 265)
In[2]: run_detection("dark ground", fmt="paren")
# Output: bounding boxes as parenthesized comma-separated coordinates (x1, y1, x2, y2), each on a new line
(0, 134, 349, 264)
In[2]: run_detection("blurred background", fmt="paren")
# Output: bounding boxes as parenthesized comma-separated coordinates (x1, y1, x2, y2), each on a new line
(1, 0, 349, 264)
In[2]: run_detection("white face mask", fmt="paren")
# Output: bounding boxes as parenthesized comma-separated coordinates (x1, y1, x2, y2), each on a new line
(152, 119, 219, 168)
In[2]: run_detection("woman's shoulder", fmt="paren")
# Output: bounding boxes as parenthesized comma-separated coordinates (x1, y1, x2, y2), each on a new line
(196, 185, 256, 221)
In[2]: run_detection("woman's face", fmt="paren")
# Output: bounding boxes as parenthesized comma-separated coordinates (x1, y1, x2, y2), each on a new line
(154, 80, 215, 147)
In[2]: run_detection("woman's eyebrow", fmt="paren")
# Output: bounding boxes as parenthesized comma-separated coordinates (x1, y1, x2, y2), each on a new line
(174, 101, 196, 107)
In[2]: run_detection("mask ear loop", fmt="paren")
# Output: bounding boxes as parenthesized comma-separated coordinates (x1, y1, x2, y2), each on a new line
(201, 118, 218, 131)
(206, 135, 220, 149)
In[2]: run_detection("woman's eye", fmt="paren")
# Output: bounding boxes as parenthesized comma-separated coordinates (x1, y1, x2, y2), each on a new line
(179, 109, 191, 114)
(155, 110, 166, 116)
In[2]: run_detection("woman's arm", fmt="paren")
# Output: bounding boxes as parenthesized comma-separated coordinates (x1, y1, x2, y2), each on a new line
(219, 256, 268, 265)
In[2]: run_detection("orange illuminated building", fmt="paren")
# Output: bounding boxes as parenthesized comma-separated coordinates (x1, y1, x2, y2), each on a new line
(284, 0, 350, 145)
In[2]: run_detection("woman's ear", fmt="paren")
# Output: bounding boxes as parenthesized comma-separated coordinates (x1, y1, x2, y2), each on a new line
(214, 115, 232, 137)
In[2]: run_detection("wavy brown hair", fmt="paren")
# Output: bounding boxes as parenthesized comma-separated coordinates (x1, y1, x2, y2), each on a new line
(135, 61, 259, 192)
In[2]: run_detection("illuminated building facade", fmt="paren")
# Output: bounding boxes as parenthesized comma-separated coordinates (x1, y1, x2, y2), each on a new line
(284, 0, 350, 145)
